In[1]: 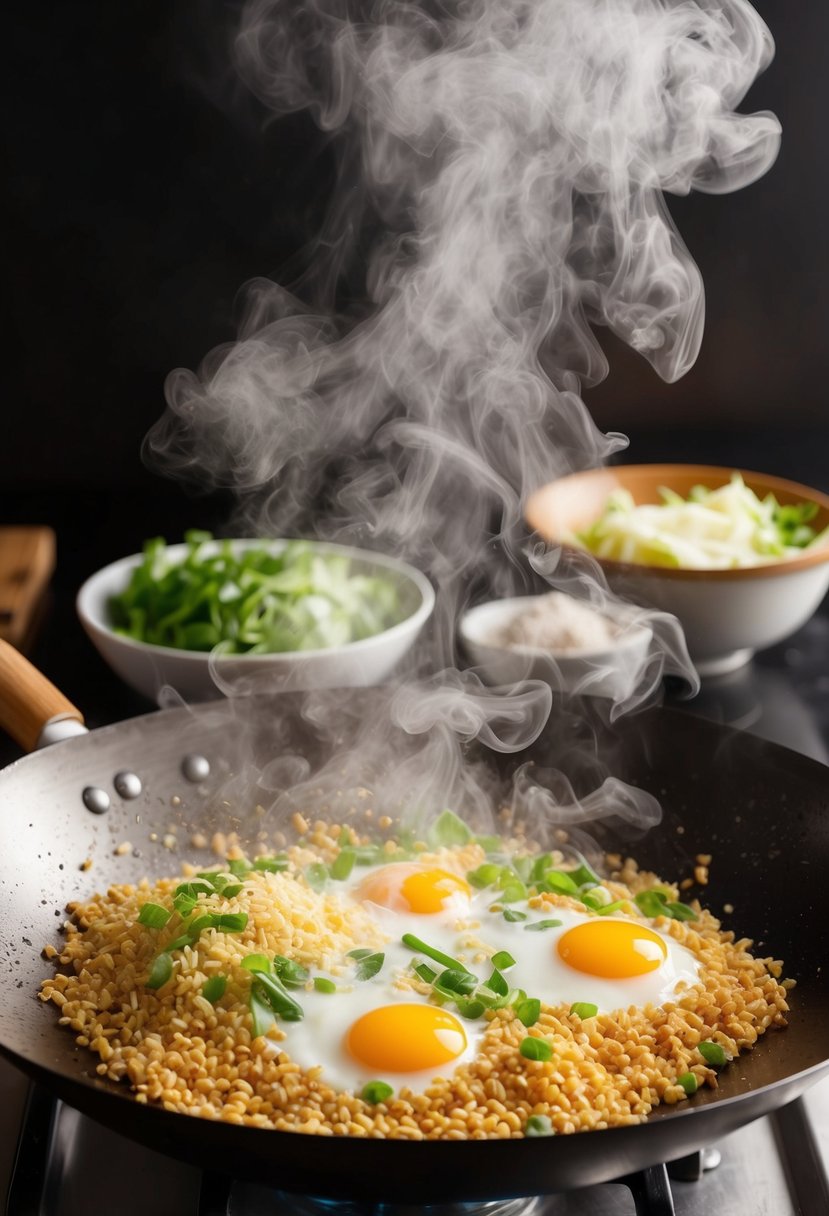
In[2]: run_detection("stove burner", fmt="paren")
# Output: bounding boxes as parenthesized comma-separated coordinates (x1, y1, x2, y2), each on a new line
(6, 1083, 828, 1216)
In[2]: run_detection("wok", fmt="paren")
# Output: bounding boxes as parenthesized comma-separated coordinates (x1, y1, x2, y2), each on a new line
(0, 639, 828, 1202)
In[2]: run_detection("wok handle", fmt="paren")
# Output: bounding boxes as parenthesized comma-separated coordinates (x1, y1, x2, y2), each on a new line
(0, 639, 86, 752)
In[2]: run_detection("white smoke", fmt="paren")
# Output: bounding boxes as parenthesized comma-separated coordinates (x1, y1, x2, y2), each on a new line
(145, 0, 778, 765)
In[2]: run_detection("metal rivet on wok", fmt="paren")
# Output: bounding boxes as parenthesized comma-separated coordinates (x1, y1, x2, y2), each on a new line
(82, 787, 110, 815)
(181, 754, 210, 783)
(113, 771, 142, 800)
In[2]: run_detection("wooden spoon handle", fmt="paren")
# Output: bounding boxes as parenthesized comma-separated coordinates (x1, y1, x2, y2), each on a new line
(0, 638, 85, 752)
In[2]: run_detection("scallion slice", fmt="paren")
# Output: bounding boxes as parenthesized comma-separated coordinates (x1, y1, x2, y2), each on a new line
(699, 1041, 728, 1066)
(491, 951, 516, 971)
(331, 849, 356, 881)
(401, 933, 470, 973)
(273, 955, 310, 988)
(525, 1114, 554, 1137)
(354, 952, 384, 981)
(361, 1080, 394, 1104)
(303, 862, 328, 892)
(250, 969, 304, 1022)
(519, 1036, 553, 1062)
(413, 962, 438, 984)
(570, 1002, 599, 1020)
(503, 909, 528, 923)
(466, 863, 502, 889)
(202, 975, 227, 1004)
(146, 952, 173, 990)
(524, 919, 563, 932)
(677, 1072, 698, 1095)
(428, 810, 472, 847)
(314, 977, 336, 994)
(137, 903, 172, 930)
(516, 998, 541, 1028)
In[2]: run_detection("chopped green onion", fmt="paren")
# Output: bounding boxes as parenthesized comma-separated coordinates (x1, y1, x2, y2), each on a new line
(303, 863, 328, 892)
(474, 834, 502, 853)
(537, 870, 580, 896)
(635, 889, 696, 922)
(331, 849, 356, 881)
(361, 1080, 394, 1104)
(227, 858, 252, 877)
(433, 969, 478, 996)
(273, 955, 310, 988)
(467, 863, 502, 889)
(108, 535, 404, 655)
(165, 933, 193, 952)
(595, 900, 627, 916)
(202, 975, 227, 1004)
(677, 1072, 698, 1095)
(241, 953, 272, 974)
(570, 1002, 599, 1020)
(146, 953, 173, 990)
(314, 977, 337, 994)
(529, 854, 553, 883)
(428, 810, 472, 847)
(252, 855, 289, 872)
(699, 1041, 728, 1066)
(347, 948, 374, 960)
(401, 933, 470, 973)
(453, 997, 487, 1019)
(503, 909, 528, 923)
(500, 882, 528, 904)
(250, 986, 276, 1037)
(524, 919, 563, 932)
(569, 855, 601, 888)
(352, 845, 384, 866)
(138, 903, 172, 930)
(337, 827, 353, 847)
(491, 951, 516, 971)
(250, 969, 304, 1022)
(485, 968, 509, 997)
(520, 1037, 553, 1062)
(516, 998, 541, 1028)
(414, 961, 438, 984)
(524, 1114, 554, 1137)
(354, 952, 385, 981)
(188, 912, 248, 937)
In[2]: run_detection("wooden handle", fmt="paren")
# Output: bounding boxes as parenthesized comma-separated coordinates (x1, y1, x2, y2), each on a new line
(0, 638, 85, 752)
(0, 527, 56, 648)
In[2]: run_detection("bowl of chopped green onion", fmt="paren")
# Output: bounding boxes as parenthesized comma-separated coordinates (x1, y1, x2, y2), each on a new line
(525, 465, 829, 675)
(77, 533, 434, 701)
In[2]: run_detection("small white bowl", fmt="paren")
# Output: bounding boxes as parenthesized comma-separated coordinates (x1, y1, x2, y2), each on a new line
(460, 596, 653, 700)
(77, 540, 435, 702)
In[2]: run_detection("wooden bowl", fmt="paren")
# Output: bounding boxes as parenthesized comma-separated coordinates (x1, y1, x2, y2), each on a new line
(525, 465, 829, 675)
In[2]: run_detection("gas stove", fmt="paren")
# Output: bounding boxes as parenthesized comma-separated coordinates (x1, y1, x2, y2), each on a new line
(2, 1065, 828, 1214)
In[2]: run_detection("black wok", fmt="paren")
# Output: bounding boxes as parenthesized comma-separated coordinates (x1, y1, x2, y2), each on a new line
(0, 641, 828, 1202)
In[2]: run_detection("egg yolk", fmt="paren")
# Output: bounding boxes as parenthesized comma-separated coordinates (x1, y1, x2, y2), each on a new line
(346, 1004, 467, 1073)
(357, 864, 471, 914)
(557, 919, 668, 978)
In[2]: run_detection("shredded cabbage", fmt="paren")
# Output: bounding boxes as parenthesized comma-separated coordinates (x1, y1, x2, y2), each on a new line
(109, 533, 404, 653)
(573, 473, 827, 570)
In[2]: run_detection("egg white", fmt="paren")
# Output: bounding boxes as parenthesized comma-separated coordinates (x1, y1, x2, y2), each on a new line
(277, 860, 700, 1095)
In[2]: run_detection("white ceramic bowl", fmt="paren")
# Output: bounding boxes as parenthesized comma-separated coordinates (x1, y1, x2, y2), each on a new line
(460, 596, 653, 700)
(77, 540, 435, 702)
(526, 465, 829, 676)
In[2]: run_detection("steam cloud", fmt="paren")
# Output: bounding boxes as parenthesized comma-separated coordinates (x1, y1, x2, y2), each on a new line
(147, 0, 779, 829)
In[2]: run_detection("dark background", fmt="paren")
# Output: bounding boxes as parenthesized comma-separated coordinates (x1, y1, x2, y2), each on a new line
(4, 0, 828, 515)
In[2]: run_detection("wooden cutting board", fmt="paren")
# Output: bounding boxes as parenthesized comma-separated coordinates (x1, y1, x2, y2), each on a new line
(0, 527, 56, 649)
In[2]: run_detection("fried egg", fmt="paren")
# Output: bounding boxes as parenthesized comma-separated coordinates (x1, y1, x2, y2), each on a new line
(279, 859, 699, 1095)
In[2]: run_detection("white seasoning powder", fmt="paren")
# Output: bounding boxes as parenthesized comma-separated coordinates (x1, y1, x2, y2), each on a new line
(490, 592, 619, 653)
